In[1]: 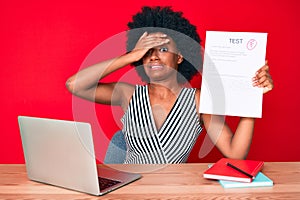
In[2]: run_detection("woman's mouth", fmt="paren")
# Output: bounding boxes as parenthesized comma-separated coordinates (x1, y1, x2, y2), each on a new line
(149, 65, 164, 70)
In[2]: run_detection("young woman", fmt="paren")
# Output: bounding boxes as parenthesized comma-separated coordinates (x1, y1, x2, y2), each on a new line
(66, 6, 273, 164)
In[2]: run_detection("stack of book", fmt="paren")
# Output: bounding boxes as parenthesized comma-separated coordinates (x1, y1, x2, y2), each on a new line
(203, 158, 273, 188)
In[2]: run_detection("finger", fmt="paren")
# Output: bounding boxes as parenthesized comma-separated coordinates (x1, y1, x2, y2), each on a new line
(255, 77, 274, 91)
(253, 72, 273, 87)
(252, 76, 267, 87)
(255, 61, 269, 74)
(262, 80, 274, 93)
(256, 65, 269, 76)
(146, 32, 167, 38)
(138, 32, 148, 41)
(142, 31, 148, 37)
(258, 76, 267, 86)
(143, 38, 170, 48)
(254, 65, 271, 82)
(142, 34, 167, 44)
(135, 34, 169, 51)
(253, 72, 268, 86)
(143, 35, 169, 43)
(263, 87, 272, 94)
(264, 60, 268, 67)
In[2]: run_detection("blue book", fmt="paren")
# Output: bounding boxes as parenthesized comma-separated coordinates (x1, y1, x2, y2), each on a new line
(219, 172, 273, 188)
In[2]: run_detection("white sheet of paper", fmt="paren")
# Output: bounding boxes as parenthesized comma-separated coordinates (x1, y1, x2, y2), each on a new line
(199, 31, 267, 118)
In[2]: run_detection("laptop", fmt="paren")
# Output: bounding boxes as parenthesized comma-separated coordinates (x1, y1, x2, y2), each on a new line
(18, 116, 141, 196)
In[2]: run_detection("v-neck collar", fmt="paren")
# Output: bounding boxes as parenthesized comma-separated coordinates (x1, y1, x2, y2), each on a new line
(145, 85, 184, 135)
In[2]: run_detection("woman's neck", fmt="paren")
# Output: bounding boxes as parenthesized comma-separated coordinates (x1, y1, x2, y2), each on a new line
(148, 82, 182, 98)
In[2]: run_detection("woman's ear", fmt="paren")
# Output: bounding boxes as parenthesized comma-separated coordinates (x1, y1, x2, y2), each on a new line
(177, 53, 183, 64)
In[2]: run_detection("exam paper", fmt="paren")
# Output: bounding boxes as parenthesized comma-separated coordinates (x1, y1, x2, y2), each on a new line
(199, 31, 267, 118)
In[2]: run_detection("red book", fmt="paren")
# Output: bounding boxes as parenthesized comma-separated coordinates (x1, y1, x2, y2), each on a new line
(203, 158, 264, 183)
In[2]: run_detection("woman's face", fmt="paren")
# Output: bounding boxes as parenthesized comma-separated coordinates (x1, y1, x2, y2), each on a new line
(142, 33, 183, 82)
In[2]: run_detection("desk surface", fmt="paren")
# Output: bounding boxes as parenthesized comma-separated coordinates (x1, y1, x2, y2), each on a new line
(1, 162, 300, 199)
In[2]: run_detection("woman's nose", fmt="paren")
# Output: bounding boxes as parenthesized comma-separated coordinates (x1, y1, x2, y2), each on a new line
(149, 49, 159, 60)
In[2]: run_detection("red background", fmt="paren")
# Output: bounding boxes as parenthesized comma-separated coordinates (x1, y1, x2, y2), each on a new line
(1, 0, 299, 163)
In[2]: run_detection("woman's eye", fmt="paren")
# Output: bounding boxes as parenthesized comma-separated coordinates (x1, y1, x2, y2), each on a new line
(159, 47, 168, 52)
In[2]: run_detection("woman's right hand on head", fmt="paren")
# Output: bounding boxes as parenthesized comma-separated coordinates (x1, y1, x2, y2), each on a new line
(131, 32, 170, 60)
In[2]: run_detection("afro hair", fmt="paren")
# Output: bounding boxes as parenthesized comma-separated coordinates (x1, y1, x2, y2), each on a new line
(126, 6, 202, 83)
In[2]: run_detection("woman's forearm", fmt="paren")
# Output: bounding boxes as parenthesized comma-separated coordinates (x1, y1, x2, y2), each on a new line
(65, 51, 139, 95)
(203, 114, 256, 159)
(229, 117, 255, 159)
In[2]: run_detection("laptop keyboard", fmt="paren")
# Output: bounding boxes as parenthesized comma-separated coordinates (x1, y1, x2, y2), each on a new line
(99, 177, 121, 191)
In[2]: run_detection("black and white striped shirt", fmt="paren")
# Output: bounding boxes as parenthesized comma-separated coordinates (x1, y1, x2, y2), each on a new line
(121, 85, 202, 164)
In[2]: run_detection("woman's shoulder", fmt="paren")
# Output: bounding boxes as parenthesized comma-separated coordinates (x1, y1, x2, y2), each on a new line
(135, 84, 147, 88)
(194, 88, 200, 110)
(183, 87, 200, 94)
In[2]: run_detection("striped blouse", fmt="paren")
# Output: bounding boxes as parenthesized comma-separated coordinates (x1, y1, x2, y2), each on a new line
(121, 85, 202, 164)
